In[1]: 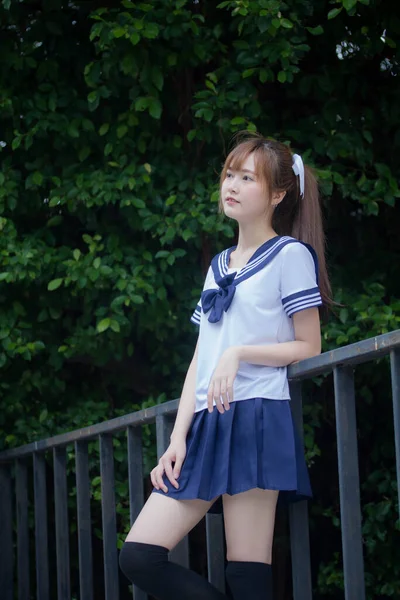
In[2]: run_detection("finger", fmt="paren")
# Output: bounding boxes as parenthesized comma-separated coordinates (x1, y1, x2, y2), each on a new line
(213, 381, 225, 414)
(164, 459, 179, 489)
(227, 379, 234, 404)
(220, 379, 230, 411)
(156, 462, 168, 493)
(207, 383, 214, 413)
(173, 455, 184, 480)
(150, 468, 159, 490)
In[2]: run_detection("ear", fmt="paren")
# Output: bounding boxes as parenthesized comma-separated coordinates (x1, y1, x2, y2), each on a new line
(271, 190, 286, 206)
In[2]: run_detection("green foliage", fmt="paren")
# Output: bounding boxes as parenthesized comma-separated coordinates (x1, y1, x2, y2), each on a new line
(0, 0, 399, 597)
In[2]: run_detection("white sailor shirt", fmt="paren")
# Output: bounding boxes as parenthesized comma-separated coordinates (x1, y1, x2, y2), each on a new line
(190, 236, 323, 413)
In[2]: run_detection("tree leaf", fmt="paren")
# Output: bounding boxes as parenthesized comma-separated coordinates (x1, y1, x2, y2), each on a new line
(343, 0, 357, 11)
(32, 171, 43, 185)
(117, 125, 128, 139)
(328, 7, 342, 19)
(230, 117, 246, 125)
(151, 67, 164, 91)
(130, 32, 140, 45)
(132, 197, 146, 208)
(48, 278, 63, 291)
(97, 318, 111, 333)
(39, 409, 48, 423)
(148, 98, 162, 119)
(99, 123, 109, 136)
(277, 71, 287, 83)
(280, 18, 293, 29)
(135, 97, 149, 112)
(110, 320, 120, 332)
(113, 27, 127, 38)
(307, 25, 324, 35)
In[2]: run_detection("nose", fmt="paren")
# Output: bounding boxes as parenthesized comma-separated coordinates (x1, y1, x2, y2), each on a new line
(228, 175, 238, 193)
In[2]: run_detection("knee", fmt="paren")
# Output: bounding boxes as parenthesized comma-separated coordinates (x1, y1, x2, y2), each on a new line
(119, 541, 168, 584)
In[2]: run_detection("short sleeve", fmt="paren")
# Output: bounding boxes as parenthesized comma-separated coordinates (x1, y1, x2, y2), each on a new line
(190, 266, 212, 326)
(190, 301, 202, 326)
(281, 243, 322, 317)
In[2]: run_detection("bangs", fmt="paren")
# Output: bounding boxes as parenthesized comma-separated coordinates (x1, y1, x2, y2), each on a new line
(222, 140, 265, 178)
(220, 138, 273, 190)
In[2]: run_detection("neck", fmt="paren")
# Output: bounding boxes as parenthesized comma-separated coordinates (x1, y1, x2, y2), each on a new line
(235, 221, 277, 253)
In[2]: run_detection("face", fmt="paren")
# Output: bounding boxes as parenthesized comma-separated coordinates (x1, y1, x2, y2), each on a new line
(221, 153, 269, 223)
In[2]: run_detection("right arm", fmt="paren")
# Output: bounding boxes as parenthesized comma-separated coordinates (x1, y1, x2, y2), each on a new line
(151, 338, 199, 492)
(170, 337, 199, 442)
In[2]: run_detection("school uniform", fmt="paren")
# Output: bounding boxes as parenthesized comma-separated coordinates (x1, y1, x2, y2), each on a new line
(153, 235, 322, 510)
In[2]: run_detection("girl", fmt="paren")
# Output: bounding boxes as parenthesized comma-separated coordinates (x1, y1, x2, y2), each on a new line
(119, 135, 331, 600)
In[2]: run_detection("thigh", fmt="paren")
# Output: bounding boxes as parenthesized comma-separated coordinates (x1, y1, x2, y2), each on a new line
(125, 492, 215, 551)
(223, 488, 279, 564)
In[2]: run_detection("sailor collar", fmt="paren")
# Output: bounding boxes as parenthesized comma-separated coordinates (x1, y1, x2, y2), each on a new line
(202, 236, 306, 324)
(212, 235, 299, 285)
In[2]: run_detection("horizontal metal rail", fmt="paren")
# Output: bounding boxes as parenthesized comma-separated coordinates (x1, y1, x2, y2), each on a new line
(1, 331, 399, 463)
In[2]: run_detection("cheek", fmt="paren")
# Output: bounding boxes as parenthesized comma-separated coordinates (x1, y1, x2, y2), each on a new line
(221, 180, 230, 196)
(248, 186, 266, 205)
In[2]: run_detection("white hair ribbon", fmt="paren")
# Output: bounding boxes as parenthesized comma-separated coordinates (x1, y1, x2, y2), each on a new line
(292, 154, 305, 198)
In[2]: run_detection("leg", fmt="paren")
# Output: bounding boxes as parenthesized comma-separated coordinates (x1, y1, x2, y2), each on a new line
(223, 488, 278, 563)
(126, 491, 214, 549)
(119, 492, 227, 599)
(223, 488, 279, 600)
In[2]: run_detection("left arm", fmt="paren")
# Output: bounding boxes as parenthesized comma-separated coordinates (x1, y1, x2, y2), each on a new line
(207, 307, 321, 413)
(237, 307, 321, 367)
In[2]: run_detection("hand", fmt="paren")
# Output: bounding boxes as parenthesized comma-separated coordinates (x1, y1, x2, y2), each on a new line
(207, 346, 240, 414)
(150, 438, 187, 493)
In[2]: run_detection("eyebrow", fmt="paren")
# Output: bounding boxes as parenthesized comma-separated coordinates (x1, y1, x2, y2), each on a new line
(227, 167, 256, 175)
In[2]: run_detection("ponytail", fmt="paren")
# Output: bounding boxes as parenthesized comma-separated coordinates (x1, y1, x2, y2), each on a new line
(288, 165, 332, 311)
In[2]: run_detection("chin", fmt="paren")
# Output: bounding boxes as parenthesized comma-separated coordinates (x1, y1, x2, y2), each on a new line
(223, 209, 239, 221)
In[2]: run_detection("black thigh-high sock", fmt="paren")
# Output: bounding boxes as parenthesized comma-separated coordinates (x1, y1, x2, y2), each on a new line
(119, 541, 227, 600)
(225, 561, 273, 600)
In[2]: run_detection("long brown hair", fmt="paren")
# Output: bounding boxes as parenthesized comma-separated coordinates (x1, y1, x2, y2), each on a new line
(219, 134, 332, 310)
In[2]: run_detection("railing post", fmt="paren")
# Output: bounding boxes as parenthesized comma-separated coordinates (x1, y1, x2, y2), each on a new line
(390, 349, 400, 512)
(16, 459, 30, 600)
(99, 434, 119, 600)
(127, 426, 146, 600)
(0, 464, 13, 600)
(156, 414, 190, 568)
(334, 366, 365, 600)
(288, 380, 313, 600)
(53, 446, 71, 600)
(206, 513, 225, 593)
(33, 452, 50, 600)
(75, 440, 93, 600)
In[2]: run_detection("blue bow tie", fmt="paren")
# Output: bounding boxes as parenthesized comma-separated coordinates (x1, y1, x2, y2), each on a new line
(201, 273, 236, 323)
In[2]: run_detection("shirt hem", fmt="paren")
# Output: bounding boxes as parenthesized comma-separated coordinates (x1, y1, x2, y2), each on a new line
(194, 395, 291, 413)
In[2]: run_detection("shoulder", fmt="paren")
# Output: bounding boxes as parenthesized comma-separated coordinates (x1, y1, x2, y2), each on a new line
(279, 239, 319, 286)
(203, 264, 215, 287)
(279, 239, 316, 266)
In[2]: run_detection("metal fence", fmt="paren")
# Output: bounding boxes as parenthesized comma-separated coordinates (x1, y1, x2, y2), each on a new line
(0, 330, 399, 600)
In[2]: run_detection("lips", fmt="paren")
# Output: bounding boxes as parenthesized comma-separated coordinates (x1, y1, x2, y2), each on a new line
(225, 197, 239, 204)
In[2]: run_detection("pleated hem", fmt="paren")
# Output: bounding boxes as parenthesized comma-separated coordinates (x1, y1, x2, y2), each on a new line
(151, 397, 312, 513)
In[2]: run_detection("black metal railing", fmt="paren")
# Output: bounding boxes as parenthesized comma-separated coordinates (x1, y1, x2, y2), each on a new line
(0, 330, 399, 600)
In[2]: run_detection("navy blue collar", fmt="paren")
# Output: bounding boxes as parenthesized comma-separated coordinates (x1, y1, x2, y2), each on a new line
(212, 236, 300, 285)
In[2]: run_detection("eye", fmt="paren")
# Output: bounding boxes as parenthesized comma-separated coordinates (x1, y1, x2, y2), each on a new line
(243, 175, 253, 181)
(226, 171, 233, 178)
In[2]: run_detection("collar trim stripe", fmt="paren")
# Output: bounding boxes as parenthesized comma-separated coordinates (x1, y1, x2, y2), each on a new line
(211, 236, 302, 286)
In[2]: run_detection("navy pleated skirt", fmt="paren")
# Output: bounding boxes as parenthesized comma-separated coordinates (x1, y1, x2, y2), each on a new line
(152, 397, 311, 512)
